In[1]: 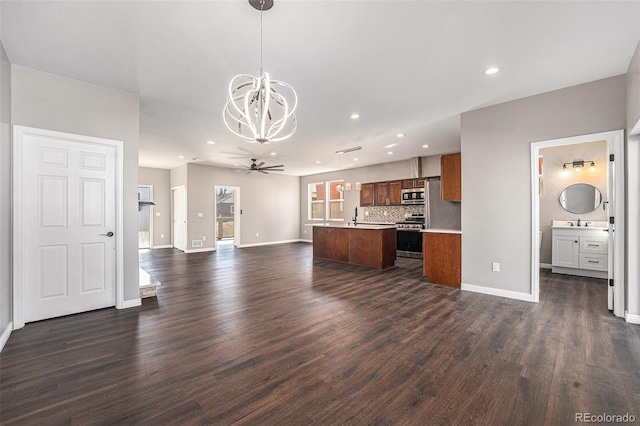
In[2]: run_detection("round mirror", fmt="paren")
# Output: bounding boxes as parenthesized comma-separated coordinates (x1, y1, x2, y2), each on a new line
(559, 183, 602, 214)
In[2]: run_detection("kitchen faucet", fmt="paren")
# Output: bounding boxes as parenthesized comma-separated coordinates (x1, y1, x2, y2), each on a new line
(577, 218, 581, 227)
(353, 207, 358, 226)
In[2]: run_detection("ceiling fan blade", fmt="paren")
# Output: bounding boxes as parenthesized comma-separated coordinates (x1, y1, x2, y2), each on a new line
(261, 164, 284, 169)
(261, 168, 284, 172)
(256, 162, 265, 168)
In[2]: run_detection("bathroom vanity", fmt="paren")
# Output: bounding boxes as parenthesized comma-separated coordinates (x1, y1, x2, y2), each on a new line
(551, 220, 608, 279)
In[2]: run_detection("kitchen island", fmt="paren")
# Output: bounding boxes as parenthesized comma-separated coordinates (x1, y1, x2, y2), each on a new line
(312, 224, 397, 269)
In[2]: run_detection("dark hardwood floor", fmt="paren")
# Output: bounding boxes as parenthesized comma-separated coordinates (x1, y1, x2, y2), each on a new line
(1, 243, 639, 425)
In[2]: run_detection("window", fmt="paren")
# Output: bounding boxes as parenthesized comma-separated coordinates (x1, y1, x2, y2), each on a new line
(327, 180, 344, 220)
(308, 180, 344, 221)
(309, 182, 325, 220)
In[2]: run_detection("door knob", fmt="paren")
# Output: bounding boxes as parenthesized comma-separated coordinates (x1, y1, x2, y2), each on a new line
(100, 231, 114, 237)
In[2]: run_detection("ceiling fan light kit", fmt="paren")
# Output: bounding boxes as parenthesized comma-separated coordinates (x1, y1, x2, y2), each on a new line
(223, 0, 298, 144)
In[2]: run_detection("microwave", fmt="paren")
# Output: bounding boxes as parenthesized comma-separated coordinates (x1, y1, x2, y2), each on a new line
(401, 188, 425, 205)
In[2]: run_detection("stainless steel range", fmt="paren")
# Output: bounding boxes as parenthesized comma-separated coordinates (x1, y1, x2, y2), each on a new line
(396, 213, 425, 258)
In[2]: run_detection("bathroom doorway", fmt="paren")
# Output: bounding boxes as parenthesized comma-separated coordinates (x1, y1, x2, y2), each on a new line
(530, 130, 625, 317)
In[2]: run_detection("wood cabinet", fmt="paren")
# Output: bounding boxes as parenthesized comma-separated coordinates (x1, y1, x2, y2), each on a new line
(423, 231, 461, 288)
(313, 226, 396, 269)
(360, 183, 375, 206)
(441, 153, 461, 201)
(402, 179, 425, 189)
(369, 180, 402, 206)
(552, 227, 608, 278)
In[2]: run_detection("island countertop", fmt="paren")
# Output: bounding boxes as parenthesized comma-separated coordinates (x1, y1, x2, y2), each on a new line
(309, 223, 397, 230)
(421, 228, 462, 234)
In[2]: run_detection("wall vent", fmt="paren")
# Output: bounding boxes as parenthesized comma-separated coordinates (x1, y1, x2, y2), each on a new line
(192, 240, 203, 248)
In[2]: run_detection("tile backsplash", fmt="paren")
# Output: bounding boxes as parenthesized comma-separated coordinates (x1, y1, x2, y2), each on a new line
(360, 205, 425, 223)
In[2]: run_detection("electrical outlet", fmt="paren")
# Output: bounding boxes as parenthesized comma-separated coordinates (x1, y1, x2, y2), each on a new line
(155, 212, 161, 217)
(304, 229, 307, 234)
(492, 262, 500, 272)
(364, 211, 369, 216)
(384, 211, 388, 216)
(256, 232, 259, 237)
(197, 212, 203, 217)
(202, 236, 206, 241)
(161, 234, 164, 239)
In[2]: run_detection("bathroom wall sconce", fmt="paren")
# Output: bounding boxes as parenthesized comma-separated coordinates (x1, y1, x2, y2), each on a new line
(562, 160, 595, 174)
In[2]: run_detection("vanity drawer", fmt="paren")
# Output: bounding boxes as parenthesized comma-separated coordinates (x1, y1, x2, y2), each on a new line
(579, 253, 608, 271)
(580, 236, 608, 254)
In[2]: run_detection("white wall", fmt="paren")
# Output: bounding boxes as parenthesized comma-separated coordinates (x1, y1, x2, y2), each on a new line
(299, 156, 442, 239)
(11, 66, 141, 302)
(0, 41, 12, 343)
(461, 75, 626, 296)
(139, 167, 171, 248)
(625, 42, 640, 322)
(182, 163, 300, 249)
(539, 141, 608, 264)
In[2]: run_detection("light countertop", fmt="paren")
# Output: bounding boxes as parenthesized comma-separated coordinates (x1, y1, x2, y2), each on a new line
(309, 223, 397, 230)
(421, 228, 462, 234)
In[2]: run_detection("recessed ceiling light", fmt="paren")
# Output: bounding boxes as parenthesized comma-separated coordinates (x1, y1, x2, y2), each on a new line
(270, 152, 276, 156)
(350, 113, 360, 120)
(387, 151, 394, 155)
(396, 133, 405, 138)
(233, 163, 240, 166)
(422, 144, 430, 148)
(353, 157, 358, 161)
(206, 140, 215, 145)
(178, 155, 185, 159)
(483, 67, 500, 75)
(385, 143, 396, 149)
(315, 160, 322, 164)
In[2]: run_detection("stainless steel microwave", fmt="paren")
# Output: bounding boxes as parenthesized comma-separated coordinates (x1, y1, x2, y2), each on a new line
(401, 188, 425, 205)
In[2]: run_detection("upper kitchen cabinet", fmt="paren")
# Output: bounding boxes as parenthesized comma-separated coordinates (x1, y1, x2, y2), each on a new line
(441, 153, 461, 201)
(402, 179, 426, 189)
(360, 183, 375, 206)
(375, 180, 402, 206)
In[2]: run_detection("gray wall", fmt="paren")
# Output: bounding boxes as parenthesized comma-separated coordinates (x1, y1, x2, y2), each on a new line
(539, 141, 608, 264)
(0, 42, 11, 337)
(461, 75, 626, 295)
(299, 156, 442, 240)
(139, 167, 171, 248)
(626, 41, 640, 320)
(11, 65, 141, 302)
(180, 163, 300, 250)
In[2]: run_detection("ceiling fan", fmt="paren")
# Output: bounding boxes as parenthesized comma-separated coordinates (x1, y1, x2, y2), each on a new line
(241, 158, 284, 174)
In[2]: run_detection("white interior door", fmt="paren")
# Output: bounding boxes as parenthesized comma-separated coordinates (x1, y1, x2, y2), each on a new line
(172, 187, 186, 251)
(22, 132, 116, 323)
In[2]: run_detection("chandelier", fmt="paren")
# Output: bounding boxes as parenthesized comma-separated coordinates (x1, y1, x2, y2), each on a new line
(223, 0, 297, 144)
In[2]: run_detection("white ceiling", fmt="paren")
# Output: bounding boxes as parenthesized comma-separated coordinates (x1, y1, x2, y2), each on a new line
(2, 1, 639, 176)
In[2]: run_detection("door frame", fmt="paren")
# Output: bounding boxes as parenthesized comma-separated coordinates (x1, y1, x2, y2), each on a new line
(530, 130, 625, 317)
(171, 185, 187, 251)
(12, 126, 125, 329)
(214, 185, 241, 248)
(138, 185, 154, 249)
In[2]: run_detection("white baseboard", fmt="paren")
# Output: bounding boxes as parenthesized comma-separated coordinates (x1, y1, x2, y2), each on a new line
(0, 322, 13, 353)
(540, 263, 552, 269)
(461, 283, 535, 302)
(238, 239, 305, 248)
(119, 298, 142, 309)
(151, 245, 172, 249)
(184, 247, 216, 254)
(299, 238, 312, 243)
(625, 312, 640, 324)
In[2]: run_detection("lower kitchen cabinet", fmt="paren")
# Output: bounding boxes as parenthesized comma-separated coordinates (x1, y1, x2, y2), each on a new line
(422, 231, 461, 288)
